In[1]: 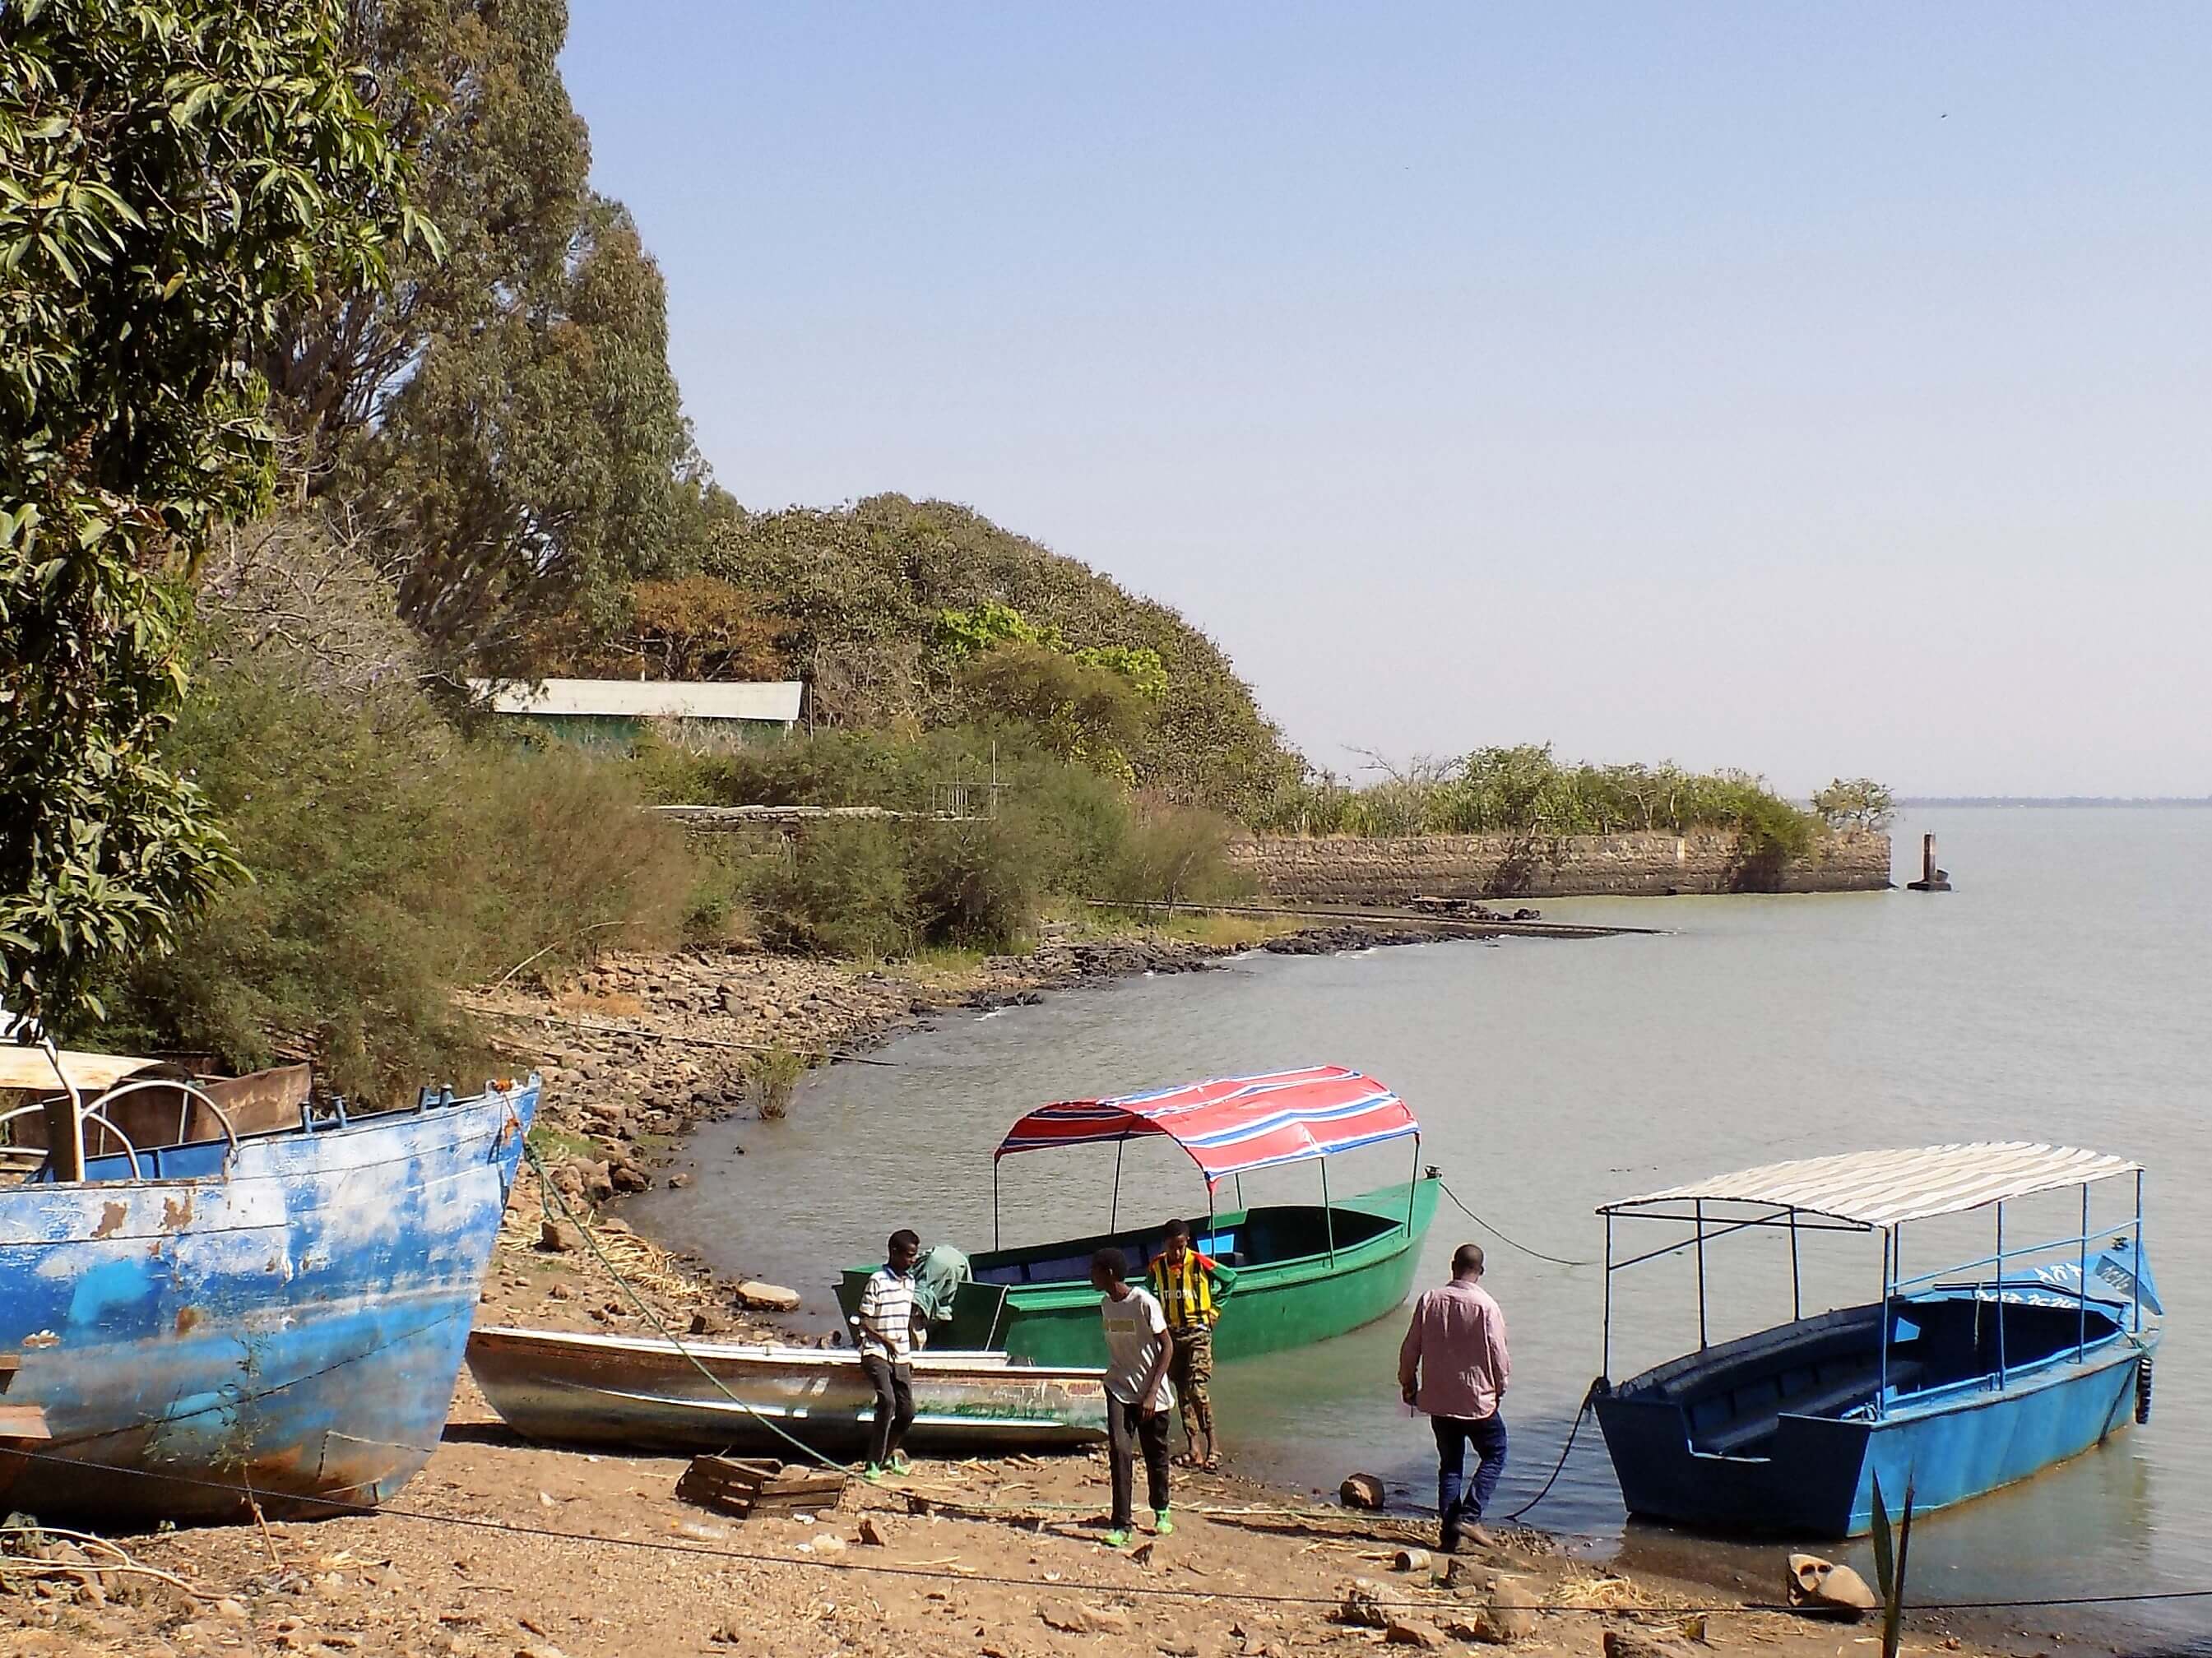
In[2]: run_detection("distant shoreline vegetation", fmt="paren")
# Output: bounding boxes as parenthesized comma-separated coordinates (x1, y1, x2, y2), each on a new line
(1899, 797, 2212, 808)
(1255, 749, 1893, 859)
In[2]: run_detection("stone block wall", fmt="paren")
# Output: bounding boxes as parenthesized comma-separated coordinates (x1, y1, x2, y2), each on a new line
(1224, 830, 1891, 904)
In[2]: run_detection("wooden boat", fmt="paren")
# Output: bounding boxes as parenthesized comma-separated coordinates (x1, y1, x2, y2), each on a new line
(0, 1023, 537, 1521)
(840, 1066, 1440, 1369)
(1593, 1142, 2160, 1538)
(466, 1326, 1108, 1454)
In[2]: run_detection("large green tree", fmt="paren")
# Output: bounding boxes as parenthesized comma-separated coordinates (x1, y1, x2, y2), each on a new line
(0, 0, 419, 1023)
(261, 0, 716, 674)
(709, 496, 1304, 815)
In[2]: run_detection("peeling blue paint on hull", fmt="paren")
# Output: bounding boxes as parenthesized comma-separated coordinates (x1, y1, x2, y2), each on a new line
(0, 1080, 538, 1522)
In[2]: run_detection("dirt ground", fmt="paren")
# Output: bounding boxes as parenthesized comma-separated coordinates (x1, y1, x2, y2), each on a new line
(0, 937, 2113, 1656)
(0, 1212, 2036, 1658)
(0, 1405, 2020, 1658)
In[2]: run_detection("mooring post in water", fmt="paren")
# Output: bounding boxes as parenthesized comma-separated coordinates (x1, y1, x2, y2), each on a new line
(1906, 831, 1952, 892)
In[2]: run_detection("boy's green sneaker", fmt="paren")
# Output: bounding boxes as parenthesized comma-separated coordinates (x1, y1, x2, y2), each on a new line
(860, 1463, 884, 1484)
(1153, 1509, 1175, 1536)
(888, 1452, 912, 1475)
(1103, 1528, 1131, 1549)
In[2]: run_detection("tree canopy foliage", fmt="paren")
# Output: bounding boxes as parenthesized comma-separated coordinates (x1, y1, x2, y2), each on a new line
(262, 0, 721, 674)
(706, 495, 1302, 815)
(1811, 777, 1896, 831)
(0, 0, 420, 1021)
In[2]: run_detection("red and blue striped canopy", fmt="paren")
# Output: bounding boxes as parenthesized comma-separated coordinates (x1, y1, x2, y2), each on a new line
(994, 1065, 1418, 1187)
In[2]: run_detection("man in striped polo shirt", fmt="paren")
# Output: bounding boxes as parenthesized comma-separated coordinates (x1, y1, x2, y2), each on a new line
(1148, 1218, 1237, 1470)
(855, 1229, 923, 1478)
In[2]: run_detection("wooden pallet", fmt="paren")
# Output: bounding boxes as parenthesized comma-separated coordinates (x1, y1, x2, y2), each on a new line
(675, 1455, 851, 1520)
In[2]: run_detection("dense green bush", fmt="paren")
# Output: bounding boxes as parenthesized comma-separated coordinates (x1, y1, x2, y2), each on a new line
(664, 726, 1247, 957)
(1108, 799, 1251, 909)
(84, 604, 718, 1101)
(752, 818, 916, 959)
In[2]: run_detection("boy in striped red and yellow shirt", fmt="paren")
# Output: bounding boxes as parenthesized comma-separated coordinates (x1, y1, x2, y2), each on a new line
(1147, 1219, 1237, 1470)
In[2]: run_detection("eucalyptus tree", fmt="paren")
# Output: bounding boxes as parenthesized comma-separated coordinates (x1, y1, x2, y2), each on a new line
(261, 0, 715, 675)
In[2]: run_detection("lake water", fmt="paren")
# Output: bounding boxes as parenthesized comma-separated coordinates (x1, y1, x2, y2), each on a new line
(637, 808, 2211, 1651)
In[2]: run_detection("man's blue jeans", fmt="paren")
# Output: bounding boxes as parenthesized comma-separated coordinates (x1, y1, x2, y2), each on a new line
(1432, 1411, 1509, 1543)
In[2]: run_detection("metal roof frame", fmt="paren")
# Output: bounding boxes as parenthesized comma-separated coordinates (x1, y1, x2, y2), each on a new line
(1598, 1142, 2141, 1232)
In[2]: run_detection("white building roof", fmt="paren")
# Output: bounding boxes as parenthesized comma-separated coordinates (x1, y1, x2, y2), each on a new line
(1600, 1142, 2141, 1229)
(471, 678, 803, 723)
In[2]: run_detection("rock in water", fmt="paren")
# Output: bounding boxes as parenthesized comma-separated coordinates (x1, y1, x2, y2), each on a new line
(1339, 1472, 1388, 1509)
(1787, 1554, 1877, 1619)
(735, 1281, 802, 1313)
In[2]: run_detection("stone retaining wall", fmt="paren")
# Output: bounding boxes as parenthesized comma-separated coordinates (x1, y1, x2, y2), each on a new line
(1224, 830, 1891, 903)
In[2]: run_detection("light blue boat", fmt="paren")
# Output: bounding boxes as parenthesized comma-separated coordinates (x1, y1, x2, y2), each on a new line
(0, 1026, 538, 1521)
(1593, 1142, 2159, 1538)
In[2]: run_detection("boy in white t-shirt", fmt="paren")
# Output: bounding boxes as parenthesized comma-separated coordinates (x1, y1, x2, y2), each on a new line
(1090, 1247, 1176, 1547)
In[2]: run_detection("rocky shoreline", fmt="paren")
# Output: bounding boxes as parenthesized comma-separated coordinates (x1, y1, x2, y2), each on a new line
(457, 917, 1469, 1337)
(0, 921, 2058, 1658)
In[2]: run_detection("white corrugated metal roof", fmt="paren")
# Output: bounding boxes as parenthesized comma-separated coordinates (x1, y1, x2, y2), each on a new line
(1601, 1142, 2141, 1229)
(471, 678, 803, 723)
(0, 1049, 172, 1095)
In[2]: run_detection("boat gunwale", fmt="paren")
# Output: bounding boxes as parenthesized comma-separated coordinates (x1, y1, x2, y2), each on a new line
(467, 1325, 1108, 1382)
(1607, 1301, 2150, 1466)
(20, 1077, 540, 1194)
(911, 1177, 1435, 1321)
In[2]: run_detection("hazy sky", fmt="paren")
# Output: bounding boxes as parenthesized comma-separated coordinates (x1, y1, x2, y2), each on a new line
(561, 5, 2211, 796)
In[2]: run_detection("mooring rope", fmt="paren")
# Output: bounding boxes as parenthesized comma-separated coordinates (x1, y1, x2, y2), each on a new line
(521, 1137, 851, 1473)
(1438, 1179, 1595, 1268)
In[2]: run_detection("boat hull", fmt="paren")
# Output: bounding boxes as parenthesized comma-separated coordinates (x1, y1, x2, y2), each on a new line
(466, 1327, 1108, 1455)
(848, 1177, 1440, 1370)
(0, 1081, 537, 1521)
(1598, 1329, 2154, 1537)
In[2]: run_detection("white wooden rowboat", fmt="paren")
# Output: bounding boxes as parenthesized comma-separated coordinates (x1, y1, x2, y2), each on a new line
(466, 1326, 1108, 1456)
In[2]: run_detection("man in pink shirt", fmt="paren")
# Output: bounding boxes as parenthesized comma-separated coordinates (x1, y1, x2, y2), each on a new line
(1398, 1244, 1511, 1552)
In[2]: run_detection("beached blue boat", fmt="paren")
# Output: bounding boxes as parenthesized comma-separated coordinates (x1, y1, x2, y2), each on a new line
(0, 1028, 538, 1521)
(1593, 1143, 2159, 1538)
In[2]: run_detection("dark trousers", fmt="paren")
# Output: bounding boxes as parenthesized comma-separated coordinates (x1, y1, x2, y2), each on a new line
(861, 1354, 915, 1466)
(1432, 1410, 1509, 1541)
(1106, 1395, 1171, 1529)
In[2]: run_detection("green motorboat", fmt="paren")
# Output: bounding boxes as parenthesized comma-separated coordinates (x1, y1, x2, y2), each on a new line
(838, 1065, 1440, 1369)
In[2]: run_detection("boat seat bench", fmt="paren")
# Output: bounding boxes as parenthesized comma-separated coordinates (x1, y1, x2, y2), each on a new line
(1697, 1359, 1924, 1456)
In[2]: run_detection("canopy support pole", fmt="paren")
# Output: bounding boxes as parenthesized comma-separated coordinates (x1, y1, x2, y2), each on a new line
(1235, 1174, 1245, 1214)
(2132, 1169, 2144, 1335)
(1321, 1159, 1336, 1264)
(31, 1026, 85, 1185)
(1693, 1199, 1709, 1351)
(1994, 1202, 2007, 1390)
(2077, 1183, 2089, 1362)
(992, 1160, 1003, 1252)
(1111, 1137, 1126, 1235)
(1788, 1206, 1802, 1322)
(1878, 1228, 1891, 1420)
(1602, 1213, 1614, 1382)
(1406, 1133, 1421, 1234)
